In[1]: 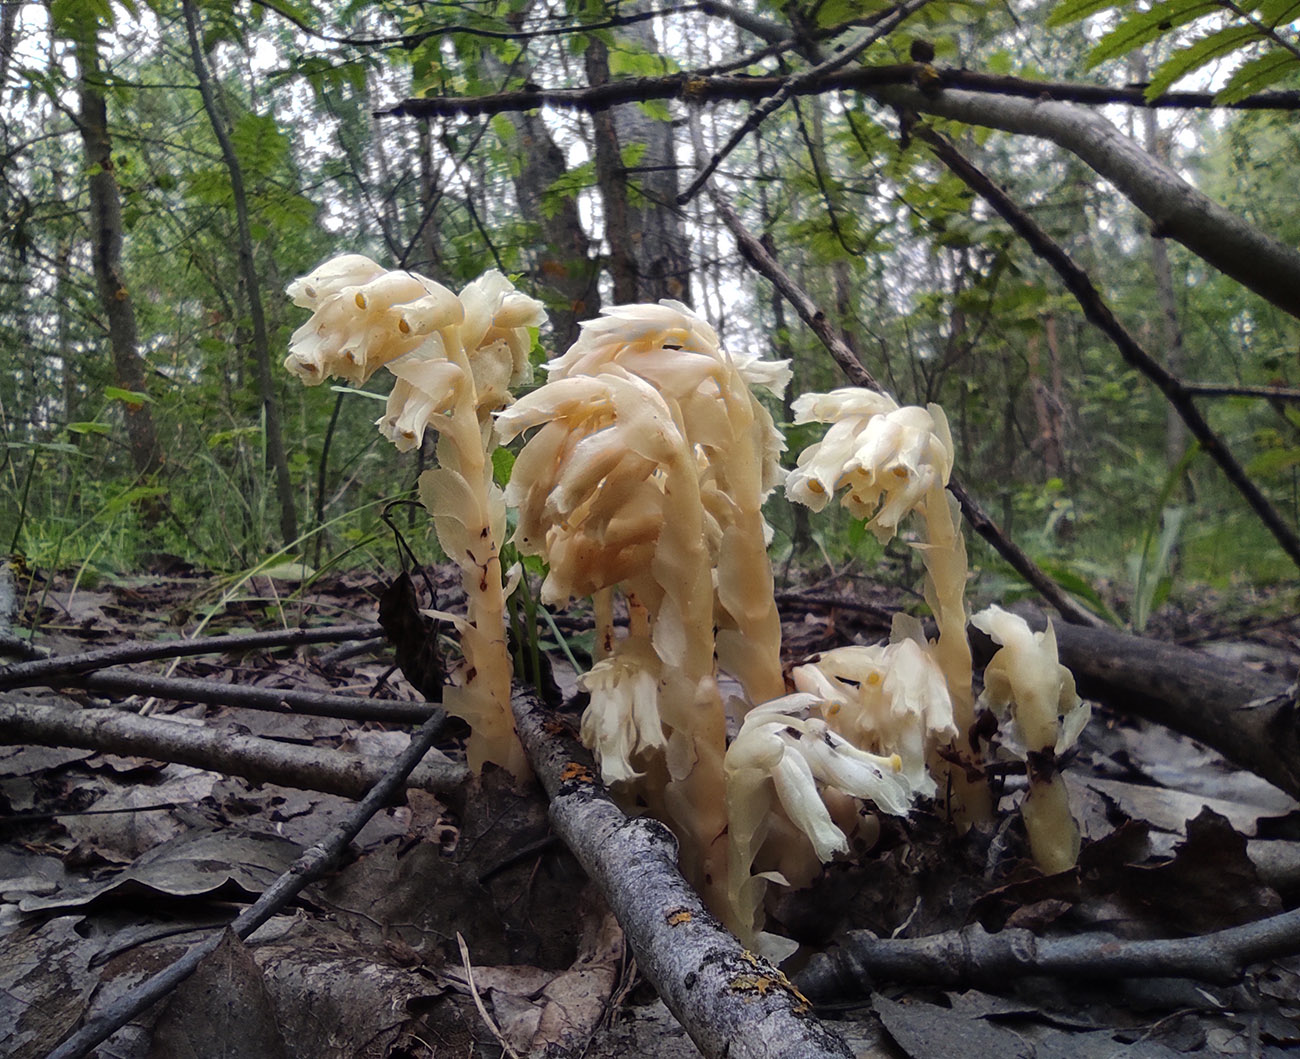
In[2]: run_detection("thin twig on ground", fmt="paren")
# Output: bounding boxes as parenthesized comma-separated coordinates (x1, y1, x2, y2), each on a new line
(0, 622, 385, 691)
(914, 125, 1300, 573)
(45, 706, 449, 1059)
(0, 700, 466, 798)
(510, 688, 865, 1059)
(53, 669, 437, 724)
(684, 109, 1101, 628)
(795, 909, 1300, 998)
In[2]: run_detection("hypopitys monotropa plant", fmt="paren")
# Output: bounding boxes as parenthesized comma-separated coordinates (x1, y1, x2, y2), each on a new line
(971, 605, 1089, 873)
(784, 388, 993, 825)
(285, 265, 1087, 956)
(286, 254, 544, 779)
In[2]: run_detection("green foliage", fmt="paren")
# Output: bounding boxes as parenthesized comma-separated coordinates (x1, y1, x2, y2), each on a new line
(1051, 0, 1300, 102)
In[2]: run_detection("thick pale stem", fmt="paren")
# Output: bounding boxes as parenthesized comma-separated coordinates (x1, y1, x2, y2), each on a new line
(713, 382, 786, 706)
(435, 328, 527, 779)
(1022, 772, 1080, 874)
(593, 587, 615, 662)
(920, 487, 992, 824)
(643, 425, 730, 915)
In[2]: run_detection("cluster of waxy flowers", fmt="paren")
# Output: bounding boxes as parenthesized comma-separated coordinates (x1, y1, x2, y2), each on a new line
(285, 258, 1088, 958)
(285, 254, 546, 778)
(785, 389, 954, 541)
(496, 301, 796, 915)
(971, 605, 1089, 874)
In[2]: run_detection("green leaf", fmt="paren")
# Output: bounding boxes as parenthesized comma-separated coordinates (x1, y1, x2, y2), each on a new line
(1246, 445, 1300, 475)
(493, 446, 516, 487)
(67, 422, 112, 436)
(541, 159, 597, 219)
(620, 141, 648, 170)
(1087, 0, 1219, 69)
(637, 99, 673, 122)
(1215, 48, 1300, 103)
(1146, 24, 1260, 97)
(1035, 559, 1122, 624)
(607, 43, 678, 78)
(105, 386, 152, 405)
(1046, 0, 1123, 27)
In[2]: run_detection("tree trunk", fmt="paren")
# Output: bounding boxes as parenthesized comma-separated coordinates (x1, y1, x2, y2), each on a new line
(73, 28, 163, 479)
(181, 0, 298, 546)
(482, 52, 599, 350)
(584, 11, 691, 304)
(1132, 54, 1188, 471)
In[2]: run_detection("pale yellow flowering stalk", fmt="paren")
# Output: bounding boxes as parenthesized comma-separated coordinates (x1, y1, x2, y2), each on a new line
(791, 613, 957, 798)
(723, 693, 912, 958)
(495, 365, 731, 911)
(546, 302, 791, 705)
(971, 605, 1089, 873)
(786, 388, 992, 823)
(286, 254, 544, 779)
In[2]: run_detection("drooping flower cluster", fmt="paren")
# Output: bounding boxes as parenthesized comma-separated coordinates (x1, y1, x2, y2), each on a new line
(972, 605, 1089, 873)
(285, 254, 545, 778)
(786, 386, 990, 825)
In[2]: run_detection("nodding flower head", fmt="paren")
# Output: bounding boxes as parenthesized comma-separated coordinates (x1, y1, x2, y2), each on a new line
(286, 255, 544, 447)
(495, 370, 685, 606)
(785, 388, 954, 542)
(726, 693, 914, 863)
(792, 616, 957, 798)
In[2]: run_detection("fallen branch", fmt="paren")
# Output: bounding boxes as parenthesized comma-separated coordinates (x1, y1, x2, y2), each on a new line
(52, 669, 437, 724)
(879, 84, 1300, 321)
(510, 688, 863, 1059)
(685, 111, 1101, 629)
(45, 705, 449, 1059)
(0, 622, 385, 691)
(0, 700, 467, 798)
(795, 909, 1300, 998)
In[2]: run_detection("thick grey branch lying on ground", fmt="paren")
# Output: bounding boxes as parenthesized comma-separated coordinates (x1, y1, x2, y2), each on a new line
(873, 83, 1300, 321)
(54, 669, 437, 724)
(0, 700, 467, 797)
(795, 908, 1300, 998)
(510, 689, 863, 1059)
(0, 622, 385, 691)
(991, 612, 1300, 800)
(46, 707, 449, 1059)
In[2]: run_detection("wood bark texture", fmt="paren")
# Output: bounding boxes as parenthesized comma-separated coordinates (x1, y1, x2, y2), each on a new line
(511, 689, 858, 1059)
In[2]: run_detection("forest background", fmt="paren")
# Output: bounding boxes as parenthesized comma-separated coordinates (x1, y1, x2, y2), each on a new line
(4, 0, 1300, 1055)
(4, 0, 1300, 627)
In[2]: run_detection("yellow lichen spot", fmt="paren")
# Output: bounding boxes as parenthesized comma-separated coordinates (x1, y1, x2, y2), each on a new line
(892, 465, 909, 479)
(866, 671, 882, 686)
(682, 76, 712, 100)
(399, 318, 412, 334)
(560, 761, 595, 783)
(665, 908, 693, 926)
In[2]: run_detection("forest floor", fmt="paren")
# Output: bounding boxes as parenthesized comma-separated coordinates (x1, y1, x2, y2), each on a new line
(2, 561, 1300, 1058)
